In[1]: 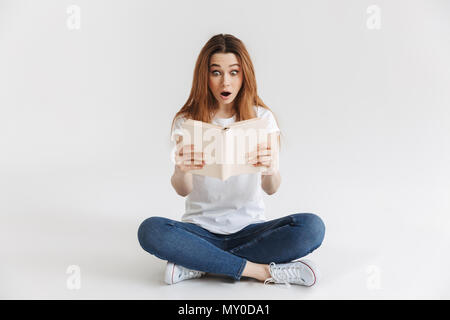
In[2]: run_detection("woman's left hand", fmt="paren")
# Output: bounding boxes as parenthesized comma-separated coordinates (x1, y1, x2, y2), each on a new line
(245, 142, 278, 175)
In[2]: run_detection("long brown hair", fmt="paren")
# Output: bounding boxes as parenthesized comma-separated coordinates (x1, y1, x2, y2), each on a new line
(171, 33, 281, 147)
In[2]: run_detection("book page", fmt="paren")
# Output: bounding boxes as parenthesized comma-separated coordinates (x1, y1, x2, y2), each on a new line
(180, 117, 273, 180)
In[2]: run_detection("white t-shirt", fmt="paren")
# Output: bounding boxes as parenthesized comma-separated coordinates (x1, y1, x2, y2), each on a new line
(170, 106, 280, 235)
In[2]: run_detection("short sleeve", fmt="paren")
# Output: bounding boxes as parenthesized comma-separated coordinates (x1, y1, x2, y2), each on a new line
(256, 106, 280, 134)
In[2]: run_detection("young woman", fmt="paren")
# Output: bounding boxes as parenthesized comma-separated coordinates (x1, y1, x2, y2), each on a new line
(138, 34, 325, 287)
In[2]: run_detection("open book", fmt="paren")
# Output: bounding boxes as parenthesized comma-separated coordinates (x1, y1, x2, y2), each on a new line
(179, 117, 278, 180)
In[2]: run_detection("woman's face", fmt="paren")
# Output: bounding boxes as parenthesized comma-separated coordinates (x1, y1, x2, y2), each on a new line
(208, 53, 243, 109)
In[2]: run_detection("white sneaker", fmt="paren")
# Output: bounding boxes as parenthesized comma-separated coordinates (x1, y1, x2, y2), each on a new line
(264, 259, 319, 287)
(164, 262, 206, 285)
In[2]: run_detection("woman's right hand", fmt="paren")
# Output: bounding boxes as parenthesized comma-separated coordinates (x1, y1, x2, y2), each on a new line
(175, 143, 205, 173)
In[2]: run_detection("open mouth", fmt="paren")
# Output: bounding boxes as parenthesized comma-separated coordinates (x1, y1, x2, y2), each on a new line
(221, 91, 231, 97)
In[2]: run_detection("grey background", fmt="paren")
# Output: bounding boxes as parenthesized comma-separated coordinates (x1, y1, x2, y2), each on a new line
(1, 0, 449, 299)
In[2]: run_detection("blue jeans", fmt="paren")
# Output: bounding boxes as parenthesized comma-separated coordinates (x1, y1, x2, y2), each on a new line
(137, 213, 325, 280)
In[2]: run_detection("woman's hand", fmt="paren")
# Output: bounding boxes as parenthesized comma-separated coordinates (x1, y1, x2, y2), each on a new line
(245, 142, 278, 175)
(175, 143, 205, 173)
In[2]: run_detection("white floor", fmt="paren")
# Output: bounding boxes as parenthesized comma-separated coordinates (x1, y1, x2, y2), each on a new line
(2, 206, 449, 299)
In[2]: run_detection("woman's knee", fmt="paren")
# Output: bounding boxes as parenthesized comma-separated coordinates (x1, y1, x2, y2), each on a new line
(137, 216, 173, 254)
(289, 213, 326, 248)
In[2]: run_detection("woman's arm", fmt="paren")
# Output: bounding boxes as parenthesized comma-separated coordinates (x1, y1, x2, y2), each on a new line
(171, 165, 194, 197)
(248, 132, 281, 195)
(170, 135, 204, 197)
(262, 170, 281, 195)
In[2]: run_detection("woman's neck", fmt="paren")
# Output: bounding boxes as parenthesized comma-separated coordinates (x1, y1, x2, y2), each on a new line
(213, 103, 236, 118)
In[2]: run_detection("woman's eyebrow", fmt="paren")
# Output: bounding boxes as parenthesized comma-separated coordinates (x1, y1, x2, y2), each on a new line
(210, 63, 240, 68)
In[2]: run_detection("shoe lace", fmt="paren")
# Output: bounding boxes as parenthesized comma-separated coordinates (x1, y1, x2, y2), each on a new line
(181, 268, 203, 279)
(264, 262, 304, 287)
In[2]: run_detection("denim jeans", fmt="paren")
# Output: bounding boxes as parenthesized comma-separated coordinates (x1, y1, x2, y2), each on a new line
(137, 213, 325, 280)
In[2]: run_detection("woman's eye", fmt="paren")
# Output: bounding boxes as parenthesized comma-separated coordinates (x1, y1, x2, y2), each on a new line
(211, 70, 239, 76)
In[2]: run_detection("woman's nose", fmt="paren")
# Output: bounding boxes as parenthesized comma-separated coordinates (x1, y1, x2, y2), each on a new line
(222, 74, 231, 85)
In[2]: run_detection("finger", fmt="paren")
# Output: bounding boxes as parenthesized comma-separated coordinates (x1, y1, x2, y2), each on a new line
(252, 162, 264, 167)
(183, 153, 206, 162)
(257, 143, 271, 151)
(186, 162, 205, 169)
(256, 149, 272, 157)
(249, 151, 271, 162)
(258, 155, 272, 163)
(182, 151, 204, 158)
(253, 153, 272, 164)
(183, 159, 205, 166)
(247, 155, 258, 164)
(192, 159, 206, 166)
(181, 144, 195, 153)
(184, 160, 197, 166)
(182, 152, 204, 162)
(253, 161, 271, 168)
